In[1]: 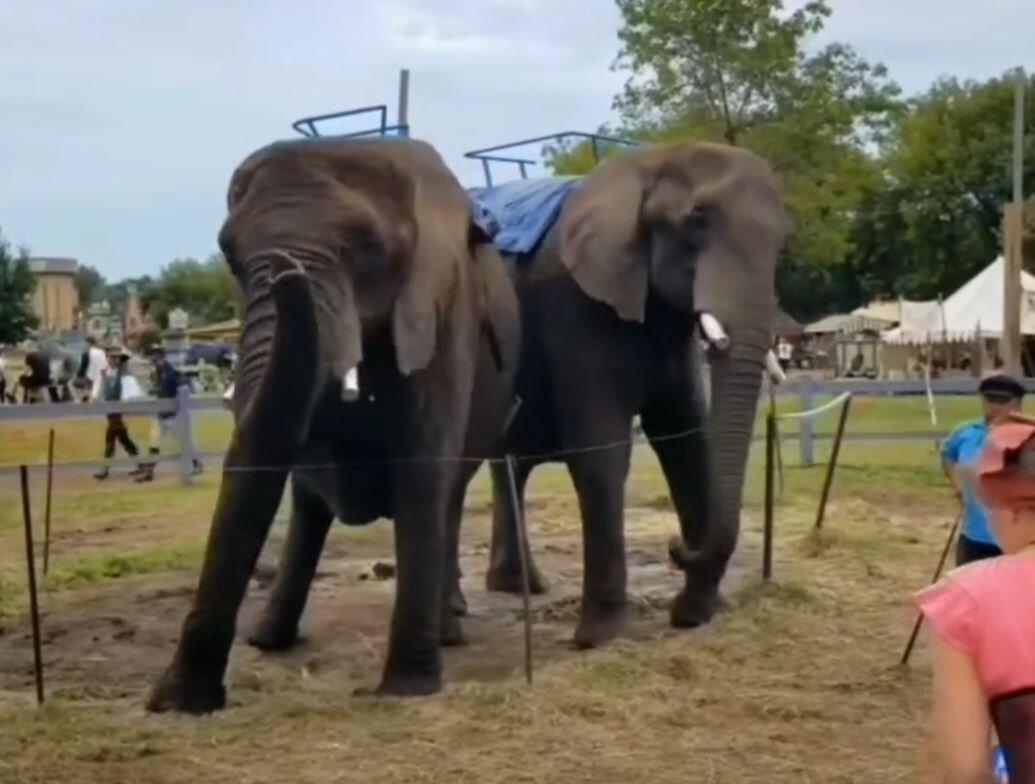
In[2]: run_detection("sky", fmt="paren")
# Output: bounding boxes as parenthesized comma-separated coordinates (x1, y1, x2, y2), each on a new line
(1, 0, 1033, 281)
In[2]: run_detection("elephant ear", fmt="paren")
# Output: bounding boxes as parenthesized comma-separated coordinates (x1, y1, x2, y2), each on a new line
(392, 182, 468, 376)
(559, 156, 648, 322)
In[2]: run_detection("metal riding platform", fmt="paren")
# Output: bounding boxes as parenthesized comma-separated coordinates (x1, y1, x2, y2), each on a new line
(464, 130, 639, 187)
(290, 69, 411, 140)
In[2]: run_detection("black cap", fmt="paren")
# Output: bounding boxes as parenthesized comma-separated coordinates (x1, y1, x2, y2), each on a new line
(979, 373, 1025, 401)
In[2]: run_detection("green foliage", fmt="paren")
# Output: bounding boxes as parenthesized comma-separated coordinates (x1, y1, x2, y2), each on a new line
(141, 253, 241, 328)
(73, 264, 106, 307)
(0, 229, 38, 344)
(873, 74, 1035, 300)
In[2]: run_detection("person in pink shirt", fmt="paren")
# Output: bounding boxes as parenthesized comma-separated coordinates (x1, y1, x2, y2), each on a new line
(916, 413, 1035, 783)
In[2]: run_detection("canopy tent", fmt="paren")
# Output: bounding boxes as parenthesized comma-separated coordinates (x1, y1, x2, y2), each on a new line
(883, 256, 1035, 345)
(804, 313, 894, 335)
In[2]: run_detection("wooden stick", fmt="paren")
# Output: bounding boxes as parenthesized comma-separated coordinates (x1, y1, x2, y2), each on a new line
(20, 466, 45, 705)
(504, 454, 533, 685)
(763, 414, 776, 581)
(900, 508, 963, 666)
(43, 429, 55, 576)
(814, 396, 853, 531)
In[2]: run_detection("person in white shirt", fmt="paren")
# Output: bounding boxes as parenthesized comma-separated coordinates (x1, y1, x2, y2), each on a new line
(776, 338, 793, 372)
(77, 336, 108, 402)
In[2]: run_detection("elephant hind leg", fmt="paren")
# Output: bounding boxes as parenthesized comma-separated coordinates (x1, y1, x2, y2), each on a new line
(249, 483, 334, 652)
(485, 458, 548, 596)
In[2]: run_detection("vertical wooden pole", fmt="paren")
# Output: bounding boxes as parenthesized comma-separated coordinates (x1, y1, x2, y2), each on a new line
(175, 385, 196, 487)
(814, 396, 853, 531)
(43, 429, 55, 576)
(763, 414, 775, 581)
(20, 466, 45, 705)
(1004, 69, 1026, 375)
(798, 377, 815, 466)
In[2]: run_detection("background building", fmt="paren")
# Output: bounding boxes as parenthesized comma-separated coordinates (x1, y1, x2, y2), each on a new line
(27, 256, 79, 334)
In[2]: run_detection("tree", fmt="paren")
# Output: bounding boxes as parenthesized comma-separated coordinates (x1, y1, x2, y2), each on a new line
(549, 0, 902, 319)
(142, 253, 240, 328)
(74, 264, 106, 308)
(0, 229, 38, 345)
(871, 74, 1035, 300)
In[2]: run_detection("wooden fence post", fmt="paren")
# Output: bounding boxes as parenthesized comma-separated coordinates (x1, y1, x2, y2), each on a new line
(798, 377, 815, 466)
(176, 385, 196, 487)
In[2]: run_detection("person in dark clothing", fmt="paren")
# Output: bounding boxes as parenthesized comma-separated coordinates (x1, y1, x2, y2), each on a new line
(94, 345, 143, 480)
(135, 347, 202, 482)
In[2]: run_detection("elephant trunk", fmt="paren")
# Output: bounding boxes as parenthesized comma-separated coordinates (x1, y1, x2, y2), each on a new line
(704, 323, 769, 573)
(232, 250, 324, 460)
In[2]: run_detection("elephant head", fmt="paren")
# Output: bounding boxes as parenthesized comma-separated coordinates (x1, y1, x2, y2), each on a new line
(218, 137, 478, 457)
(559, 141, 787, 581)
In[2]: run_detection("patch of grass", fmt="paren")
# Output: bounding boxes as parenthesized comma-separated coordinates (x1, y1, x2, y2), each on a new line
(45, 545, 203, 591)
(0, 543, 204, 619)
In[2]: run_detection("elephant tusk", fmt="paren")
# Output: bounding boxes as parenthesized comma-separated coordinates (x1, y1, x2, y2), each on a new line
(698, 313, 730, 352)
(341, 366, 360, 402)
(765, 350, 786, 384)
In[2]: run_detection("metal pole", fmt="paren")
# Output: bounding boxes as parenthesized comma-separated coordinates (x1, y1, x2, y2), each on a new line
(763, 414, 775, 581)
(20, 466, 45, 705)
(397, 68, 410, 137)
(814, 396, 853, 530)
(43, 429, 55, 575)
(504, 455, 533, 685)
(900, 508, 963, 666)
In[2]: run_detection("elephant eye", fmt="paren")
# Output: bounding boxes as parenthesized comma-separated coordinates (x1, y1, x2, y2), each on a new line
(683, 207, 712, 243)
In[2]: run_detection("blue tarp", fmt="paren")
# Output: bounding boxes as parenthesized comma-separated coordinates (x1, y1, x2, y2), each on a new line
(469, 177, 583, 256)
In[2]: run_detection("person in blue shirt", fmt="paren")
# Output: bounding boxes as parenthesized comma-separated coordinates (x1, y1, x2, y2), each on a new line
(942, 373, 1026, 565)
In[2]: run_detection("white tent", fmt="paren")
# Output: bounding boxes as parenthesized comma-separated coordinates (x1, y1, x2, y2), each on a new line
(883, 256, 1035, 345)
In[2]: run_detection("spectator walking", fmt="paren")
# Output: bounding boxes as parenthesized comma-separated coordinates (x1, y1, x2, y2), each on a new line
(77, 336, 108, 402)
(93, 345, 144, 480)
(136, 347, 202, 482)
(917, 413, 1035, 784)
(941, 374, 1025, 565)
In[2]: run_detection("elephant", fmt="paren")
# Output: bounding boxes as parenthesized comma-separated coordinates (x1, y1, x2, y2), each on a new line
(147, 135, 519, 713)
(20, 342, 77, 403)
(451, 141, 787, 648)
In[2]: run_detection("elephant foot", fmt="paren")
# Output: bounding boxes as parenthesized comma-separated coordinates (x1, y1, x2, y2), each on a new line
(485, 560, 548, 596)
(355, 673, 442, 698)
(248, 617, 300, 652)
(449, 581, 468, 617)
(670, 584, 719, 629)
(573, 599, 630, 650)
(440, 614, 467, 647)
(146, 666, 226, 715)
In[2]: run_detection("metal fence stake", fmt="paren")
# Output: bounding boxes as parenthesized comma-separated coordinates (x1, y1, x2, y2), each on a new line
(20, 466, 45, 705)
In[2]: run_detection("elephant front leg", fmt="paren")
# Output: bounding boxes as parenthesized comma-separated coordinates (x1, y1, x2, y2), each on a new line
(641, 351, 718, 629)
(249, 484, 334, 652)
(148, 457, 290, 714)
(485, 457, 548, 595)
(568, 442, 632, 649)
(375, 463, 451, 696)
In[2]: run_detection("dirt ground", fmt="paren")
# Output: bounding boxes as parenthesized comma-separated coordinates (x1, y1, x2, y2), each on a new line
(0, 447, 946, 783)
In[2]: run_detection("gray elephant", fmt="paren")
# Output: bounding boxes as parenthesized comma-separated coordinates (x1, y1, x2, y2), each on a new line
(148, 136, 518, 713)
(454, 141, 787, 647)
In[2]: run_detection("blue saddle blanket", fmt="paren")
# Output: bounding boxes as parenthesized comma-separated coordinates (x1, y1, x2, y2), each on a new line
(469, 177, 583, 256)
